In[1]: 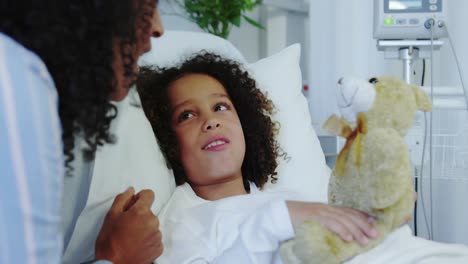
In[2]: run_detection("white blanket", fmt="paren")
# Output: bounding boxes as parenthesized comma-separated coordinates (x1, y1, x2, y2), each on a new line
(346, 226, 468, 264)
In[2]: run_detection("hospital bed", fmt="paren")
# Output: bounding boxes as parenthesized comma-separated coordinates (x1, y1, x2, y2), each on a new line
(62, 30, 468, 264)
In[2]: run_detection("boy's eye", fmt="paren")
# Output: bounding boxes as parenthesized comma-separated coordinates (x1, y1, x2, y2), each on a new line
(214, 104, 228, 112)
(178, 111, 194, 122)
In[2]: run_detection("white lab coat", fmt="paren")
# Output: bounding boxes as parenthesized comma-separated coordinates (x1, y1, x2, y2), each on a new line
(156, 183, 296, 264)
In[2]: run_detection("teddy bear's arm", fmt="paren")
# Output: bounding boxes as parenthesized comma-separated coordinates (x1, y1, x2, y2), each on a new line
(411, 85, 432, 112)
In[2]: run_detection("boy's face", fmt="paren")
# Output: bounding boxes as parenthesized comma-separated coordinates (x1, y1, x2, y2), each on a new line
(168, 73, 246, 189)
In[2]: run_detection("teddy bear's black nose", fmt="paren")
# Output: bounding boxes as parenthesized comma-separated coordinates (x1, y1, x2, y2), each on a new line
(338, 77, 344, 85)
(369, 77, 378, 84)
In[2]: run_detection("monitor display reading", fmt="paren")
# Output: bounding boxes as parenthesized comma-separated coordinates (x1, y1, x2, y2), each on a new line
(389, 0, 423, 10)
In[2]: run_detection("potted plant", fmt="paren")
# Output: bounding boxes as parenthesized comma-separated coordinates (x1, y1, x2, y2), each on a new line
(175, 0, 264, 39)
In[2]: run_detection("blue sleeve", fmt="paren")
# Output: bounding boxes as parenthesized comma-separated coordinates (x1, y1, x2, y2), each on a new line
(0, 34, 65, 263)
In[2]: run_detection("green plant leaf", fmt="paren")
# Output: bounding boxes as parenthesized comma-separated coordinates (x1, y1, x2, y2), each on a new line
(242, 15, 264, 29)
(231, 15, 241, 27)
(180, 0, 263, 38)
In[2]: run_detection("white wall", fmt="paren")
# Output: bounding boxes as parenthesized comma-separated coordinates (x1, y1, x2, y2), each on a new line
(436, 0, 468, 87)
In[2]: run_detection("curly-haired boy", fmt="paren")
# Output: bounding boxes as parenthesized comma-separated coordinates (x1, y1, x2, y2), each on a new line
(138, 52, 377, 263)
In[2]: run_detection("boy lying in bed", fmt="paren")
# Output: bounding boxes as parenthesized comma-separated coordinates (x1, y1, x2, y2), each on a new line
(137, 52, 379, 263)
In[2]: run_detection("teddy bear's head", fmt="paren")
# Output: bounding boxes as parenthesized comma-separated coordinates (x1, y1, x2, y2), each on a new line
(336, 76, 432, 136)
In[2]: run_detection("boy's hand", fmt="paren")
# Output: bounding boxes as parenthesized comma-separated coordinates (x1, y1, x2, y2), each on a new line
(95, 187, 163, 264)
(286, 201, 378, 246)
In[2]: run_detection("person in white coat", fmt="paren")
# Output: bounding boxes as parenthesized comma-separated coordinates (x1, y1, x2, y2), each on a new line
(137, 52, 379, 263)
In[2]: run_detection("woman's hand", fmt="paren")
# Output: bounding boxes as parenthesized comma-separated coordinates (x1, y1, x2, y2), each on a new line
(95, 187, 163, 264)
(286, 201, 378, 246)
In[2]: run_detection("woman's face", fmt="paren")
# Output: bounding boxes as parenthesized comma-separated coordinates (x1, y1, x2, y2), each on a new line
(112, 1, 164, 101)
(136, 1, 164, 56)
(168, 74, 246, 188)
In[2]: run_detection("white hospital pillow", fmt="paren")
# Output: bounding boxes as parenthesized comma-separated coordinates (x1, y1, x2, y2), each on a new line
(247, 44, 330, 202)
(88, 88, 176, 215)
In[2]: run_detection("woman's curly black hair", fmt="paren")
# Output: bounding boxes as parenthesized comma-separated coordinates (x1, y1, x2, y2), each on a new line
(138, 52, 284, 191)
(0, 0, 156, 170)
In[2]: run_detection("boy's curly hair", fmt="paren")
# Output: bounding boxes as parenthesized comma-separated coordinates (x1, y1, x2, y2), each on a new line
(138, 52, 282, 191)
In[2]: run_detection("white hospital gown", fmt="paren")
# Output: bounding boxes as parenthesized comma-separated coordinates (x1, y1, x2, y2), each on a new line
(156, 183, 296, 264)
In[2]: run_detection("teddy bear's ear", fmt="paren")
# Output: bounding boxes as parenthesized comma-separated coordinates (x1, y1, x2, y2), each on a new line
(323, 115, 353, 138)
(412, 85, 432, 112)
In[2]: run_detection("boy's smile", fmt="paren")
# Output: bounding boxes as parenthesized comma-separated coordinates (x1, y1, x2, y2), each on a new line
(168, 73, 246, 198)
(202, 136, 230, 151)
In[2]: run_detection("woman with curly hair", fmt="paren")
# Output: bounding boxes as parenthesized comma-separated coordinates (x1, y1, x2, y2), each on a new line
(1, 0, 164, 263)
(137, 53, 378, 263)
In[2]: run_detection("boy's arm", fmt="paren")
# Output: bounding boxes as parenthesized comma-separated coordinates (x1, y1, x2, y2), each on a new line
(286, 201, 378, 245)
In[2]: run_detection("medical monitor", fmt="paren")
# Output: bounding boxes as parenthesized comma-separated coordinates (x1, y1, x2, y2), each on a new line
(374, 0, 448, 40)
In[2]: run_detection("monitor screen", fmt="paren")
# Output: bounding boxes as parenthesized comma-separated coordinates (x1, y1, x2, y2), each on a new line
(389, 0, 423, 10)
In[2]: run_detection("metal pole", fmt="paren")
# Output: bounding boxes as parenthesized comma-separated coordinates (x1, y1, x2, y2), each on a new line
(399, 47, 419, 84)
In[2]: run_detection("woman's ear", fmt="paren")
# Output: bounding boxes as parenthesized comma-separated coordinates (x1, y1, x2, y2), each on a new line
(412, 85, 432, 112)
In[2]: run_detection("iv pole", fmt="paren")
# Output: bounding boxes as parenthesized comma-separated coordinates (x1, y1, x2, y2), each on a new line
(400, 47, 419, 84)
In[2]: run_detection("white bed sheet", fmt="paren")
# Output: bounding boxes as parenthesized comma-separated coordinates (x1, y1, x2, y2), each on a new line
(346, 226, 468, 264)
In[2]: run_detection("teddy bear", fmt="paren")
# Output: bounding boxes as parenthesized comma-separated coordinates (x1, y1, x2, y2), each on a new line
(280, 76, 432, 264)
